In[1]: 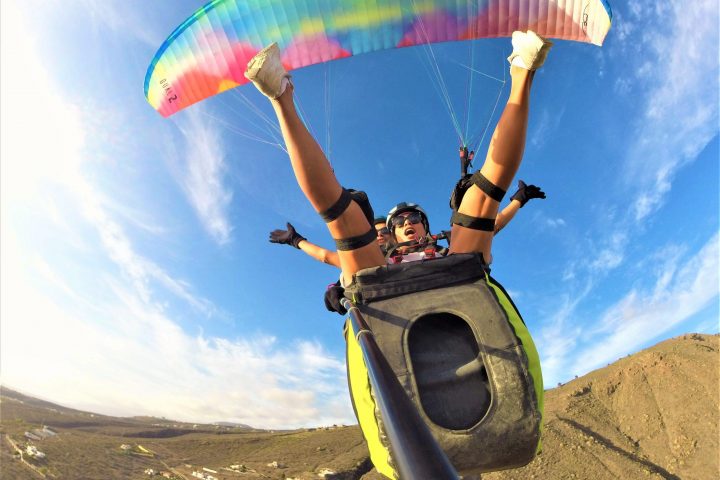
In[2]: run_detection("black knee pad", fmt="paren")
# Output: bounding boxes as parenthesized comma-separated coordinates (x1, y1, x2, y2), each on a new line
(320, 188, 352, 222)
(470, 171, 506, 202)
(450, 211, 495, 232)
(319, 188, 378, 251)
(319, 188, 375, 226)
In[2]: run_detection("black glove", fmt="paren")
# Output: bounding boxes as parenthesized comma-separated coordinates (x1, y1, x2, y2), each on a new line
(269, 222, 306, 249)
(510, 180, 546, 207)
(324, 282, 347, 315)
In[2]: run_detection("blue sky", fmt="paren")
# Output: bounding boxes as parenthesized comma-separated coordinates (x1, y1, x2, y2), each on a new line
(1, 0, 718, 429)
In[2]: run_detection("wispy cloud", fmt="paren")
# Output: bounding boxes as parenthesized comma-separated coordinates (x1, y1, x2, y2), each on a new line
(544, 217, 566, 228)
(531, 106, 565, 149)
(539, 233, 718, 386)
(537, 1, 720, 386)
(588, 232, 627, 273)
(536, 282, 593, 385)
(1, 3, 351, 429)
(76, 0, 163, 47)
(620, 0, 719, 221)
(174, 110, 234, 245)
(2, 259, 350, 428)
(571, 233, 719, 376)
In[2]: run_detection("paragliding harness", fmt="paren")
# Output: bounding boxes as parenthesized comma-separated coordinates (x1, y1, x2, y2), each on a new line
(342, 253, 543, 478)
(384, 231, 450, 264)
(324, 231, 451, 316)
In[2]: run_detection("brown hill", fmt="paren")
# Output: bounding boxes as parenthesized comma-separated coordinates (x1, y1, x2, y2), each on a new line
(481, 333, 719, 480)
(2, 333, 717, 479)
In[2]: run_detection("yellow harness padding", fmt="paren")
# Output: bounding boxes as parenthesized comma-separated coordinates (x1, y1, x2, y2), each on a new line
(344, 320, 398, 480)
(486, 274, 544, 452)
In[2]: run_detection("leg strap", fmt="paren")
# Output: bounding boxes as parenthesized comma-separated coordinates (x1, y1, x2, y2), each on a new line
(335, 227, 377, 251)
(319, 188, 352, 223)
(471, 171, 506, 202)
(451, 211, 495, 232)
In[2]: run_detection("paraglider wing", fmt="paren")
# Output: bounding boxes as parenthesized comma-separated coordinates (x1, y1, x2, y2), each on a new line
(144, 0, 612, 117)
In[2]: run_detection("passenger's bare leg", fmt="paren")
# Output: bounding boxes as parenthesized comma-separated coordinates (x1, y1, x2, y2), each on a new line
(246, 46, 384, 283)
(450, 31, 552, 261)
(450, 67, 533, 258)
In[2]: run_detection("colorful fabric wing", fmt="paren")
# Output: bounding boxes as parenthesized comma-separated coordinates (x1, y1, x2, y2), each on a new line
(145, 0, 612, 117)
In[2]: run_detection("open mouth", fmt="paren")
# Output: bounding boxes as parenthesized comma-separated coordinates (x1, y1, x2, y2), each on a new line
(403, 227, 416, 237)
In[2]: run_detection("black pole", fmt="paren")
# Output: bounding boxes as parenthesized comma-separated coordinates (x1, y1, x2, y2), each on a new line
(342, 298, 459, 480)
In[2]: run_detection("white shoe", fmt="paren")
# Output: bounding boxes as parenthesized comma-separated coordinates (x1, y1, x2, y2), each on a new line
(244, 43, 292, 99)
(507, 31, 553, 70)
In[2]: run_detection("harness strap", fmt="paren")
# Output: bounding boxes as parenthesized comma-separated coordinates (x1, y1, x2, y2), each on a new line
(451, 211, 495, 232)
(335, 227, 377, 251)
(319, 188, 352, 223)
(471, 171, 506, 202)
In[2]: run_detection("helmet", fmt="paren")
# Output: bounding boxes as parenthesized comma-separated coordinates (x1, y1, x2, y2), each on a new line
(386, 202, 430, 235)
(373, 216, 387, 225)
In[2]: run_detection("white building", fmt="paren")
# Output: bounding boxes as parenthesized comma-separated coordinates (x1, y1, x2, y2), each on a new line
(25, 445, 46, 459)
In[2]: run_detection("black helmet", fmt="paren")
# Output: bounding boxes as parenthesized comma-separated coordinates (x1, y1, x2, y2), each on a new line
(386, 202, 430, 235)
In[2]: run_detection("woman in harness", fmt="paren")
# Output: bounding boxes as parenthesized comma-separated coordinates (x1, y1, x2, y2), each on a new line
(246, 32, 552, 476)
(245, 30, 553, 282)
(385, 178, 546, 264)
(267, 183, 545, 268)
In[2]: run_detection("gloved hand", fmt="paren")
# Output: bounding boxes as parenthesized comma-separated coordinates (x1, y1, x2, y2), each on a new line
(269, 222, 306, 249)
(510, 180, 546, 207)
(324, 282, 347, 315)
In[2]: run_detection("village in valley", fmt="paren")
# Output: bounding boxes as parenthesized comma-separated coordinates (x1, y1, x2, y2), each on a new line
(1, 387, 367, 480)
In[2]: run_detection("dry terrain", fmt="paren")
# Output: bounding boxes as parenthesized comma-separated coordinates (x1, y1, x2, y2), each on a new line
(2, 333, 717, 479)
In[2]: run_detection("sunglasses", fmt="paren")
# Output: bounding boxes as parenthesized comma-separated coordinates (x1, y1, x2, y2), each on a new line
(376, 227, 390, 236)
(391, 212, 424, 228)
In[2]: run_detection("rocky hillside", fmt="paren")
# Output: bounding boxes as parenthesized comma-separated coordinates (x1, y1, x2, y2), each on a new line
(2, 333, 717, 479)
(482, 333, 719, 480)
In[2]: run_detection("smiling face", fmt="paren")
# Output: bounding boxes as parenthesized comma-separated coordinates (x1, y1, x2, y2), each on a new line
(392, 211, 427, 244)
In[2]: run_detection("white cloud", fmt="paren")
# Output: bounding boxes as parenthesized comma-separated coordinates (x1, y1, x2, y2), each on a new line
(76, 0, 162, 47)
(536, 282, 593, 385)
(1, 259, 350, 428)
(540, 1, 719, 386)
(589, 232, 627, 273)
(621, 0, 719, 221)
(0, 2, 352, 429)
(571, 233, 719, 379)
(545, 218, 566, 228)
(531, 106, 565, 149)
(175, 110, 234, 245)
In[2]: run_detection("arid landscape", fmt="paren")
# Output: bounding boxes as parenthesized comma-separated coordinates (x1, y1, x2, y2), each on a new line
(2, 333, 717, 480)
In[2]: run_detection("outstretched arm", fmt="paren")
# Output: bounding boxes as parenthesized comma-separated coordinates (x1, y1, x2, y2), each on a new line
(297, 239, 340, 267)
(494, 201, 521, 235)
(269, 223, 341, 268)
(494, 180, 546, 235)
(247, 44, 385, 285)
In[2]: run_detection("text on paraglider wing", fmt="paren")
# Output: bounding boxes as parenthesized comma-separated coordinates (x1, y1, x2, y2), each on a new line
(159, 78, 177, 103)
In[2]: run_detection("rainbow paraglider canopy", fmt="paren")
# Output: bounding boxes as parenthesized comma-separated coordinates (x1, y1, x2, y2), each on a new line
(145, 0, 612, 117)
